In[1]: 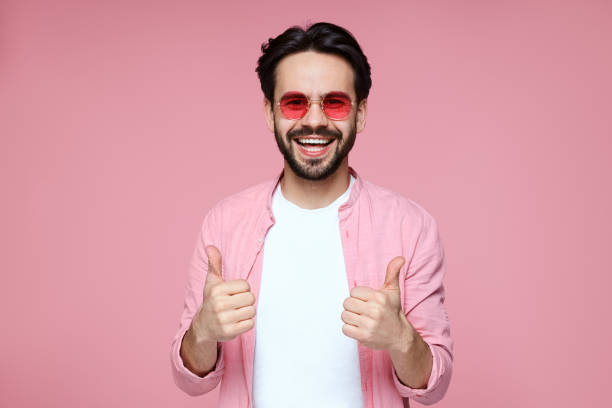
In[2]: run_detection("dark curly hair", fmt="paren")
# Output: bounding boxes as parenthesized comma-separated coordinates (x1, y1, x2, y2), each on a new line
(256, 22, 372, 104)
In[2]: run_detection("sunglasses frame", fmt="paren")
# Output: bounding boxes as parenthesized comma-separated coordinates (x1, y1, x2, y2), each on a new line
(275, 91, 355, 121)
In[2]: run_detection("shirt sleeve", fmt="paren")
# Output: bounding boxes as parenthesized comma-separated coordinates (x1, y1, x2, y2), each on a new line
(392, 213, 454, 404)
(170, 208, 225, 395)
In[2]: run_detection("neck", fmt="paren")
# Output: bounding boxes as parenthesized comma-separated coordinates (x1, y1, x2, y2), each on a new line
(280, 158, 350, 210)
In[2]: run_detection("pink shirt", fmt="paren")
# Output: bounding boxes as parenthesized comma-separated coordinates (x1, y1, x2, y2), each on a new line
(170, 167, 454, 407)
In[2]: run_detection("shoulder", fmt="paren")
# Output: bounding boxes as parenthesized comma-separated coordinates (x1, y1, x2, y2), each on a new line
(360, 178, 437, 227)
(202, 178, 275, 228)
(215, 179, 273, 211)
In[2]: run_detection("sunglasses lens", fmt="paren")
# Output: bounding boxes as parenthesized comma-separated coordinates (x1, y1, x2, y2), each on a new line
(279, 93, 309, 119)
(278, 92, 353, 120)
(323, 93, 352, 119)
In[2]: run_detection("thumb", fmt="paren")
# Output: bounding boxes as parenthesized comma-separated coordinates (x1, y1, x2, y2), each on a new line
(205, 245, 224, 282)
(382, 256, 405, 290)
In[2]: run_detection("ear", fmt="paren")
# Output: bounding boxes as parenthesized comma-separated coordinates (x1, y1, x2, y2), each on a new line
(356, 98, 367, 133)
(263, 97, 275, 132)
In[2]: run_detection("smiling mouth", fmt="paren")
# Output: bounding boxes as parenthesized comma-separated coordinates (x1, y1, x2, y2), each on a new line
(294, 136, 335, 148)
(292, 137, 336, 157)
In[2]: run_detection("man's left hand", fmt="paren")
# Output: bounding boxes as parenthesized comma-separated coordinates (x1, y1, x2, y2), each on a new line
(341, 256, 415, 352)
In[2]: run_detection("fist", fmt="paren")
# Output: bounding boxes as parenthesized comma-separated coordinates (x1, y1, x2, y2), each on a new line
(192, 245, 257, 342)
(341, 256, 413, 352)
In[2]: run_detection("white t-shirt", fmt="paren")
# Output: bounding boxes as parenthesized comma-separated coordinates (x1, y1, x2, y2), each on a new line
(252, 175, 363, 408)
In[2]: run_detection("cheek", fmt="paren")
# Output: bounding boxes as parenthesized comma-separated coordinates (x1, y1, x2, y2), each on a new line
(274, 121, 294, 141)
(337, 124, 352, 139)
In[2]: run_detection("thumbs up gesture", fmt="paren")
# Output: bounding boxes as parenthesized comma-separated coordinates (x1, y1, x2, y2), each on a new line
(341, 256, 416, 352)
(191, 245, 257, 342)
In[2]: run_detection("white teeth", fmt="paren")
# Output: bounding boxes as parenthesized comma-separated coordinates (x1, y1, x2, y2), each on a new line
(302, 145, 326, 152)
(297, 138, 331, 144)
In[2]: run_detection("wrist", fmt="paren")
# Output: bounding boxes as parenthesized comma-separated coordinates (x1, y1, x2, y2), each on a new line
(389, 319, 416, 355)
(189, 316, 216, 345)
(181, 325, 219, 377)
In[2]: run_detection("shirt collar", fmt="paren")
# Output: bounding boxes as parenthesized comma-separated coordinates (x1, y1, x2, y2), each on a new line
(263, 166, 363, 222)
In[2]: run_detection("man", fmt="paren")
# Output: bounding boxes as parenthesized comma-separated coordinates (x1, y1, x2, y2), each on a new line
(170, 22, 453, 408)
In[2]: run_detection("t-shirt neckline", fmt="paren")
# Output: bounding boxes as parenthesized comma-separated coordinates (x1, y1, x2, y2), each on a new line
(275, 175, 355, 214)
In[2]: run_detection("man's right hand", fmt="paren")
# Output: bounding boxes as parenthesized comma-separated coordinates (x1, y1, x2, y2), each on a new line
(191, 245, 257, 342)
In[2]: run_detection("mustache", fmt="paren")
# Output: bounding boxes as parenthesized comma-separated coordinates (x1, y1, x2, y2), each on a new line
(287, 126, 342, 139)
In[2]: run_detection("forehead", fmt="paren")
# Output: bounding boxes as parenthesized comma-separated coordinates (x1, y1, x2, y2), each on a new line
(274, 51, 355, 99)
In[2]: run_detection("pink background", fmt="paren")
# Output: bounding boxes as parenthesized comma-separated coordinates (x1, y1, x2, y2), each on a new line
(2, 0, 611, 406)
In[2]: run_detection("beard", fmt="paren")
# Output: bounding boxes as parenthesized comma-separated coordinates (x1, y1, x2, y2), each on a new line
(273, 117, 357, 181)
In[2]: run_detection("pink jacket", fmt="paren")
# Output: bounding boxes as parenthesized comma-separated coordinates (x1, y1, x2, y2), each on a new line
(170, 167, 453, 407)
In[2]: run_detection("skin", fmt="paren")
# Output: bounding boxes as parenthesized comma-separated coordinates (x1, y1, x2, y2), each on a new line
(263, 51, 367, 210)
(180, 246, 256, 377)
(180, 50, 433, 389)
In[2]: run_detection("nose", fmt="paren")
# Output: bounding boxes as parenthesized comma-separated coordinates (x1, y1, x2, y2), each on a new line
(301, 99, 329, 128)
